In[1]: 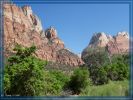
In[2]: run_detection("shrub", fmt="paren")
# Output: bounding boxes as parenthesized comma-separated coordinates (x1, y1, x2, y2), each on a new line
(4, 44, 47, 96)
(105, 62, 129, 81)
(43, 70, 69, 96)
(89, 65, 109, 85)
(88, 55, 130, 85)
(68, 67, 90, 94)
(4, 44, 71, 96)
(111, 54, 130, 65)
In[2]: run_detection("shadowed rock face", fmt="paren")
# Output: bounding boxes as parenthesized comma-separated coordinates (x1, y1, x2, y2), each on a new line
(4, 4, 84, 66)
(82, 32, 129, 59)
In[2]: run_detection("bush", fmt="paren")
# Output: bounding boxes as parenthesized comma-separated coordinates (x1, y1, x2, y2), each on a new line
(92, 67, 108, 85)
(88, 54, 130, 85)
(43, 70, 69, 96)
(105, 62, 129, 81)
(4, 44, 47, 96)
(68, 67, 90, 94)
(4, 44, 71, 96)
(111, 54, 130, 65)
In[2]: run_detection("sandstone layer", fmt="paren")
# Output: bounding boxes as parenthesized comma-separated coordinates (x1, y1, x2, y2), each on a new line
(82, 32, 129, 59)
(4, 4, 84, 66)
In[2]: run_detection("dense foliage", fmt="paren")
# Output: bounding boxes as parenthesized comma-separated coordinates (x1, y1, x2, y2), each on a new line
(4, 45, 69, 96)
(104, 54, 129, 81)
(82, 47, 130, 85)
(43, 70, 69, 95)
(90, 66, 108, 85)
(4, 45, 129, 96)
(67, 68, 90, 94)
(4, 44, 47, 96)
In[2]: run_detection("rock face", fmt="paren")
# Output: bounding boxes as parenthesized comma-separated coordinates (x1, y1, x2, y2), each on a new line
(89, 32, 112, 48)
(107, 32, 129, 54)
(45, 26, 57, 39)
(22, 6, 43, 33)
(82, 32, 129, 58)
(4, 4, 84, 66)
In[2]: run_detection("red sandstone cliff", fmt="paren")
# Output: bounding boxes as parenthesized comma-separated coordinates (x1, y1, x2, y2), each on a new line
(4, 4, 84, 66)
(82, 32, 129, 59)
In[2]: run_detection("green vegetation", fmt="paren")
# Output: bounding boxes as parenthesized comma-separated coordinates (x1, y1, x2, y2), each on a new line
(67, 68, 90, 94)
(4, 44, 47, 96)
(4, 45, 129, 96)
(80, 80, 129, 96)
(43, 70, 69, 95)
(83, 47, 129, 85)
(4, 44, 69, 96)
(91, 66, 109, 85)
(104, 61, 129, 81)
(82, 47, 110, 67)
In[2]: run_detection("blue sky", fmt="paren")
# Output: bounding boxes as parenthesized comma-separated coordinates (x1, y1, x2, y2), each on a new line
(16, 3, 129, 54)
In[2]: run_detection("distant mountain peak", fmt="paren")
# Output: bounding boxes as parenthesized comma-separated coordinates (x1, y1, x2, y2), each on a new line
(89, 32, 111, 48)
(117, 31, 129, 39)
(82, 31, 129, 58)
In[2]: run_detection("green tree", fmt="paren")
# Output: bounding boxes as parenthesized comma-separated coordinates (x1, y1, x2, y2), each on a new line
(82, 47, 110, 68)
(43, 70, 69, 96)
(4, 44, 47, 96)
(68, 68, 90, 94)
(82, 47, 129, 85)
(93, 67, 108, 85)
(106, 62, 129, 81)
